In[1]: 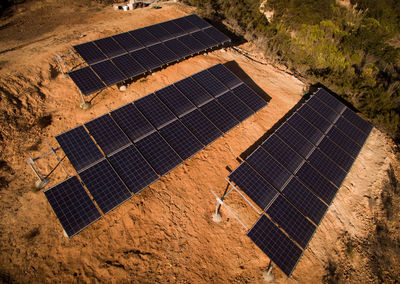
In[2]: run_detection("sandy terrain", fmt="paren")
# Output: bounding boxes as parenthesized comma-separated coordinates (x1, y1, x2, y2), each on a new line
(0, 1, 399, 283)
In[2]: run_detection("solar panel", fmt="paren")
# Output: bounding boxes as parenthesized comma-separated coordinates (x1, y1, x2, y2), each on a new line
(342, 108, 373, 134)
(84, 114, 130, 155)
(287, 113, 323, 145)
(261, 134, 304, 173)
(108, 144, 159, 194)
(147, 43, 179, 65)
(134, 131, 182, 176)
(200, 100, 239, 133)
(93, 37, 126, 58)
(296, 162, 338, 204)
(231, 83, 267, 112)
(90, 60, 127, 86)
(73, 42, 107, 65)
(146, 24, 174, 42)
(155, 85, 196, 117)
(307, 95, 340, 123)
(159, 120, 204, 160)
(110, 103, 155, 142)
(173, 17, 199, 33)
(314, 88, 346, 114)
(135, 93, 177, 129)
(326, 126, 362, 158)
(275, 123, 315, 158)
(177, 34, 206, 53)
(174, 77, 213, 107)
(318, 136, 354, 172)
(129, 28, 160, 46)
(180, 109, 222, 145)
(266, 195, 316, 249)
(282, 177, 328, 225)
(112, 32, 143, 52)
(247, 147, 292, 191)
(191, 30, 218, 48)
(44, 176, 102, 238)
(307, 148, 347, 187)
(160, 20, 186, 37)
(208, 64, 242, 89)
(56, 125, 104, 172)
(111, 53, 146, 79)
(164, 38, 193, 58)
(192, 70, 229, 98)
(335, 117, 368, 146)
(296, 104, 332, 134)
(185, 14, 212, 29)
(229, 162, 278, 210)
(217, 91, 254, 122)
(130, 48, 163, 71)
(79, 159, 131, 214)
(247, 215, 303, 277)
(203, 26, 231, 44)
(68, 66, 106, 96)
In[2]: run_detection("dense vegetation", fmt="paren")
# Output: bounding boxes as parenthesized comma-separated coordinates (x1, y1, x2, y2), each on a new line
(185, 0, 400, 142)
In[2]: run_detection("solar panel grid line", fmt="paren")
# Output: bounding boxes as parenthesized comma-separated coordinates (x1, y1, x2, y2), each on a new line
(185, 14, 212, 29)
(192, 69, 230, 98)
(334, 117, 369, 147)
(163, 38, 194, 59)
(68, 66, 107, 96)
(231, 83, 268, 113)
(111, 53, 147, 80)
(73, 41, 108, 65)
(207, 63, 243, 90)
(112, 32, 144, 52)
(172, 17, 200, 34)
(129, 28, 161, 47)
(129, 48, 164, 72)
(305, 95, 341, 124)
(147, 43, 180, 65)
(145, 24, 174, 42)
(217, 91, 254, 122)
(341, 108, 373, 134)
(173, 75, 214, 107)
(203, 26, 231, 44)
(296, 104, 333, 135)
(286, 113, 325, 146)
(90, 60, 128, 87)
(191, 30, 219, 49)
(199, 99, 240, 133)
(93, 36, 127, 59)
(317, 136, 355, 172)
(155, 85, 197, 118)
(314, 88, 346, 114)
(177, 34, 206, 54)
(159, 20, 187, 37)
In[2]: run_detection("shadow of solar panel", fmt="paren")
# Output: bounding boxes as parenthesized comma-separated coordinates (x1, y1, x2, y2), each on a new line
(108, 144, 159, 194)
(247, 147, 292, 191)
(287, 113, 323, 145)
(297, 104, 332, 134)
(177, 34, 206, 53)
(79, 159, 131, 214)
(200, 100, 239, 133)
(155, 85, 196, 117)
(247, 215, 303, 277)
(68, 66, 106, 96)
(180, 109, 222, 145)
(56, 125, 104, 172)
(159, 120, 204, 160)
(112, 32, 143, 52)
(73, 42, 107, 65)
(174, 77, 213, 107)
(315, 88, 346, 114)
(91, 60, 127, 86)
(335, 117, 368, 146)
(173, 17, 199, 33)
(135, 131, 182, 176)
(282, 177, 328, 225)
(129, 28, 160, 46)
(94, 37, 126, 58)
(326, 126, 361, 158)
(84, 114, 130, 155)
(266, 195, 316, 249)
(318, 136, 354, 172)
(135, 93, 177, 129)
(229, 162, 278, 210)
(231, 83, 267, 112)
(204, 26, 231, 44)
(110, 103, 155, 142)
(160, 20, 186, 37)
(164, 38, 193, 58)
(217, 91, 254, 122)
(208, 64, 242, 89)
(308, 148, 347, 187)
(296, 162, 338, 204)
(191, 30, 218, 48)
(262, 134, 304, 173)
(44, 176, 102, 238)
(148, 43, 179, 65)
(342, 108, 373, 134)
(130, 48, 163, 71)
(146, 24, 173, 42)
(307, 96, 340, 124)
(185, 14, 212, 29)
(111, 53, 146, 79)
(275, 123, 315, 158)
(192, 70, 229, 98)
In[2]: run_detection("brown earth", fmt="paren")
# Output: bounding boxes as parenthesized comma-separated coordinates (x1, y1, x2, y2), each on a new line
(0, 1, 399, 283)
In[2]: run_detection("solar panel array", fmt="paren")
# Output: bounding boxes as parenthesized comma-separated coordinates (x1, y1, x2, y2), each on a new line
(69, 14, 231, 96)
(229, 87, 372, 276)
(46, 63, 268, 237)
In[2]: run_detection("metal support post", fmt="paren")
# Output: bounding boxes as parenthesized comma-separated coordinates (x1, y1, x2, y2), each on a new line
(79, 90, 91, 109)
(27, 157, 49, 189)
(48, 143, 70, 177)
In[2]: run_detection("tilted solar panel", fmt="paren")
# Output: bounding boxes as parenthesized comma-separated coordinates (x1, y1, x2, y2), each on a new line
(191, 30, 218, 48)
(130, 48, 163, 71)
(275, 123, 315, 158)
(129, 28, 160, 46)
(318, 136, 354, 172)
(287, 113, 323, 145)
(173, 17, 199, 33)
(217, 91, 254, 122)
(306, 95, 340, 124)
(160, 20, 186, 37)
(231, 83, 267, 112)
(208, 63, 242, 89)
(112, 32, 143, 52)
(177, 34, 206, 53)
(91, 60, 127, 86)
(93, 37, 126, 58)
(147, 43, 179, 65)
(335, 117, 368, 146)
(192, 70, 229, 98)
(314, 88, 346, 114)
(296, 104, 332, 134)
(164, 38, 193, 58)
(326, 126, 362, 158)
(185, 14, 212, 29)
(68, 66, 106, 96)
(111, 53, 146, 79)
(73, 42, 107, 65)
(203, 26, 231, 44)
(341, 108, 373, 134)
(174, 77, 213, 107)
(200, 100, 239, 133)
(146, 24, 174, 42)
(155, 85, 196, 117)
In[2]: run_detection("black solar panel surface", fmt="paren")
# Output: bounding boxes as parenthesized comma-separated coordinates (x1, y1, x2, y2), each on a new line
(111, 53, 146, 79)
(307, 95, 340, 123)
(200, 100, 239, 133)
(287, 113, 323, 145)
(177, 34, 205, 53)
(342, 108, 373, 134)
(129, 28, 160, 46)
(74, 42, 107, 65)
(192, 70, 229, 98)
(297, 104, 332, 134)
(44, 176, 102, 237)
(191, 30, 218, 48)
(108, 144, 159, 194)
(247, 215, 303, 277)
(146, 24, 173, 42)
(155, 85, 196, 117)
(79, 159, 131, 214)
(112, 32, 143, 52)
(275, 123, 315, 158)
(231, 83, 267, 112)
(318, 136, 354, 172)
(148, 43, 179, 65)
(130, 48, 163, 71)
(91, 60, 126, 86)
(185, 14, 212, 29)
(160, 21, 186, 37)
(94, 37, 126, 58)
(174, 77, 213, 107)
(56, 125, 104, 172)
(203, 26, 231, 44)
(164, 38, 193, 58)
(315, 88, 346, 114)
(208, 64, 242, 89)
(68, 66, 106, 96)
(217, 91, 254, 122)
(326, 126, 361, 158)
(335, 117, 368, 146)
(173, 17, 199, 33)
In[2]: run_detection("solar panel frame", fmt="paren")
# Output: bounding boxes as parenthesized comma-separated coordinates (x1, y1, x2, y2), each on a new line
(217, 91, 254, 122)
(73, 42, 107, 65)
(325, 126, 362, 158)
(155, 85, 196, 117)
(164, 38, 194, 58)
(112, 32, 144, 52)
(177, 34, 206, 53)
(192, 70, 229, 98)
(147, 43, 179, 65)
(203, 26, 231, 44)
(160, 20, 187, 37)
(174, 76, 214, 107)
(68, 66, 106, 96)
(287, 113, 324, 145)
(306, 95, 340, 124)
(275, 123, 315, 158)
(90, 60, 127, 86)
(335, 117, 368, 146)
(173, 17, 200, 34)
(111, 53, 146, 79)
(191, 30, 218, 49)
(129, 28, 160, 46)
(145, 24, 174, 42)
(341, 108, 373, 134)
(93, 37, 126, 58)
(296, 104, 332, 134)
(314, 88, 346, 114)
(208, 64, 242, 89)
(200, 100, 239, 133)
(185, 14, 212, 29)
(130, 48, 163, 71)
(231, 83, 267, 112)
(318, 136, 354, 172)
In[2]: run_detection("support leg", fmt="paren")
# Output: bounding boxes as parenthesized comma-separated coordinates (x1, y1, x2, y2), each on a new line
(79, 90, 91, 109)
